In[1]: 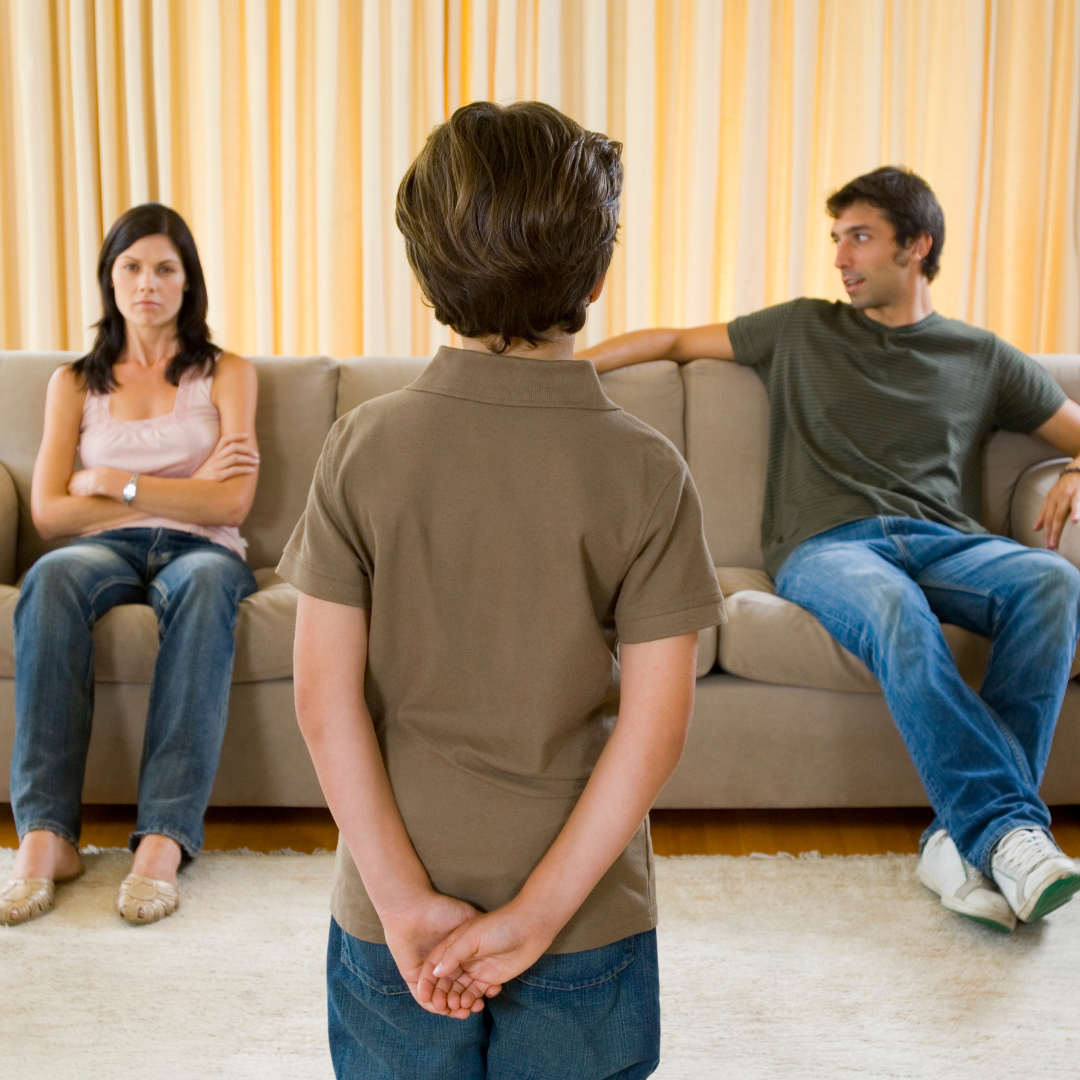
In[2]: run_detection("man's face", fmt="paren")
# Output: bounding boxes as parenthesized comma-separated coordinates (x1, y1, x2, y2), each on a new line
(830, 202, 921, 311)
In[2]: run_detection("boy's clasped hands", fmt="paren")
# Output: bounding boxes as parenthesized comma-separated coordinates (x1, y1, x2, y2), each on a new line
(382, 887, 557, 1020)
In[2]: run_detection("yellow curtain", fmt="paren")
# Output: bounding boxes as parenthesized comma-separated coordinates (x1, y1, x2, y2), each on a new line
(1, 0, 1077, 358)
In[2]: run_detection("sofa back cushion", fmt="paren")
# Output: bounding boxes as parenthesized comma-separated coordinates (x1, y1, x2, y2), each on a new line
(682, 360, 769, 570)
(0, 353, 338, 576)
(0, 351, 80, 576)
(337, 356, 687, 458)
(336, 357, 432, 417)
(244, 357, 339, 569)
(683, 353, 1080, 571)
(598, 361, 685, 456)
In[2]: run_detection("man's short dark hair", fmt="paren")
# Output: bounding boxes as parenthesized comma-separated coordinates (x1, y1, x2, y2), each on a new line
(396, 101, 623, 353)
(826, 166, 945, 282)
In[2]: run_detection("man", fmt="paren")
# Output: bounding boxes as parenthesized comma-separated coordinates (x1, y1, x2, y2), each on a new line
(579, 166, 1080, 933)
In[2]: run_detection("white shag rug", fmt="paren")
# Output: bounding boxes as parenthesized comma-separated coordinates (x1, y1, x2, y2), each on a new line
(2, 848, 1079, 1079)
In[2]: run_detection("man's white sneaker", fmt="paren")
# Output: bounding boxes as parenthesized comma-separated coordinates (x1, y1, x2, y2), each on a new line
(990, 828, 1080, 923)
(917, 829, 1015, 933)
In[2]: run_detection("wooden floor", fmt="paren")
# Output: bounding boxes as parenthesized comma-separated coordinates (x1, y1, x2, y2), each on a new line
(3, 804, 1080, 857)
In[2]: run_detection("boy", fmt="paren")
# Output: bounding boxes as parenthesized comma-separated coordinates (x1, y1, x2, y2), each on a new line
(278, 101, 725, 1078)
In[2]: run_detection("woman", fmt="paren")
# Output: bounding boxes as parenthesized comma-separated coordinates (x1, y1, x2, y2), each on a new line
(1, 203, 259, 925)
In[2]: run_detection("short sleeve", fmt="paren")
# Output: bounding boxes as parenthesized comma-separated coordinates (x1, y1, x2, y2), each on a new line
(277, 419, 373, 608)
(727, 299, 801, 373)
(614, 463, 726, 645)
(993, 339, 1067, 433)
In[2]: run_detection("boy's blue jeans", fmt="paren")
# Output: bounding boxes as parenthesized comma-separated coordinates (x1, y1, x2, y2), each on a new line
(774, 517, 1080, 874)
(327, 918, 660, 1079)
(10, 528, 256, 857)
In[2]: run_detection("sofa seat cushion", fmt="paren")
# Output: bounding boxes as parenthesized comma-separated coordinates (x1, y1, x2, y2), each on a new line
(712, 566, 1045, 693)
(231, 569, 298, 682)
(242, 357, 339, 572)
(0, 568, 296, 684)
(695, 626, 718, 679)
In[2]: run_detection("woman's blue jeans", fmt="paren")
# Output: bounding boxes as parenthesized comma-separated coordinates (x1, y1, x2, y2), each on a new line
(10, 528, 256, 858)
(775, 517, 1080, 874)
(327, 919, 660, 1079)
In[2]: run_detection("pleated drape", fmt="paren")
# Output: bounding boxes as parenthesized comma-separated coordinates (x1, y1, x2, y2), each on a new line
(1, 0, 1078, 357)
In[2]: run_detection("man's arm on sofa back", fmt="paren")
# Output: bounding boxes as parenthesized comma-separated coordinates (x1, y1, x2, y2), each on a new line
(577, 324, 734, 373)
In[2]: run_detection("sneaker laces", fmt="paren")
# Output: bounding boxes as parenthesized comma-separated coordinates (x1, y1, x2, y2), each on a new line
(961, 857, 987, 883)
(957, 856, 994, 898)
(994, 829, 1061, 878)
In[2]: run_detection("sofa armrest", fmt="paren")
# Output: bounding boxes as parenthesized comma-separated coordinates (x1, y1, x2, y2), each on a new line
(0, 462, 17, 586)
(1011, 458, 1080, 680)
(1009, 457, 1077, 561)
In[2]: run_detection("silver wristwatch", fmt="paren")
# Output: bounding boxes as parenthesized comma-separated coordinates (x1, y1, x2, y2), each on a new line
(122, 472, 139, 506)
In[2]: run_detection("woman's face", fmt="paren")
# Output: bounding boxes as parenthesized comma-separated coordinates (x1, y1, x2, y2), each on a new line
(110, 233, 187, 333)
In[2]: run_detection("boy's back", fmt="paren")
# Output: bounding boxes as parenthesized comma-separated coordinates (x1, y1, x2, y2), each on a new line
(282, 100, 724, 1079)
(282, 345, 722, 951)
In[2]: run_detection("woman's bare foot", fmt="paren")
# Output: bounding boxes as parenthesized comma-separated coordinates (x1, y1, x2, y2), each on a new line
(130, 834, 182, 883)
(10, 830, 82, 881)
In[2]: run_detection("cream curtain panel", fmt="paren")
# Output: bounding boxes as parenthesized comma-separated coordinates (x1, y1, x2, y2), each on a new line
(1, 0, 1078, 359)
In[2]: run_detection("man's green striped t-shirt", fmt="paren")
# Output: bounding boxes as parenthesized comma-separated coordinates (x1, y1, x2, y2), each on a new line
(727, 298, 1066, 577)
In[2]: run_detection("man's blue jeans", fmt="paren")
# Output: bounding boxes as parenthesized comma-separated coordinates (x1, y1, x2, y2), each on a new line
(775, 517, 1080, 873)
(10, 528, 256, 857)
(326, 918, 660, 1079)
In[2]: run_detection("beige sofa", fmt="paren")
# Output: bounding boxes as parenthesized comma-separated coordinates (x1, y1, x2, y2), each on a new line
(3, 350, 1080, 810)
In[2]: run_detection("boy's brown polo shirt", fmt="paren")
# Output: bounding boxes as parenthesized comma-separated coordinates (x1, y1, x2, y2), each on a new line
(278, 346, 725, 953)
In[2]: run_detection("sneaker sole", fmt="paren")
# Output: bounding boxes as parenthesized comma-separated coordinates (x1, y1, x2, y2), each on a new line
(1021, 872, 1080, 923)
(945, 908, 1015, 934)
(939, 895, 1015, 933)
(917, 867, 1015, 933)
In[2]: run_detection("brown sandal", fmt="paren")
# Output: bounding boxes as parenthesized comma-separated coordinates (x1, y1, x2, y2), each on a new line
(0, 864, 86, 926)
(116, 873, 179, 924)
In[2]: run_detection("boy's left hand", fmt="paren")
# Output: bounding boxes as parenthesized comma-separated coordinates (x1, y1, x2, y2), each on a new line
(417, 903, 555, 1016)
(380, 890, 497, 1019)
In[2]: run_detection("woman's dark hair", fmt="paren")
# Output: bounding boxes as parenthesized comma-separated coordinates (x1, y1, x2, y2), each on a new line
(825, 166, 945, 282)
(395, 100, 623, 353)
(72, 203, 219, 394)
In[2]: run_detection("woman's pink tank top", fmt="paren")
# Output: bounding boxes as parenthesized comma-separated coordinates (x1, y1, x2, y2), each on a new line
(78, 367, 247, 560)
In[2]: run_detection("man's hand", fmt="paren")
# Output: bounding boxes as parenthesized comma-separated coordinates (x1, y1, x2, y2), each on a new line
(1033, 471, 1080, 550)
(416, 901, 554, 1017)
(381, 890, 497, 1019)
(192, 432, 260, 482)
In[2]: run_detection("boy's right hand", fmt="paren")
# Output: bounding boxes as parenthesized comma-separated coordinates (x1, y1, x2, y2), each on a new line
(381, 891, 502, 1020)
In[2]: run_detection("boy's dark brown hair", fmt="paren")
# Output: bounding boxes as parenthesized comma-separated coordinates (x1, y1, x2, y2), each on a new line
(396, 100, 623, 353)
(826, 166, 945, 281)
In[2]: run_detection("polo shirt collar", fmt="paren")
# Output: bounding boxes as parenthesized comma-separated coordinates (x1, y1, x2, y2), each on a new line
(408, 346, 619, 410)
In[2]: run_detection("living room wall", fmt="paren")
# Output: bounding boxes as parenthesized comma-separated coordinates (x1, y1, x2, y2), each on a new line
(0, 0, 1077, 359)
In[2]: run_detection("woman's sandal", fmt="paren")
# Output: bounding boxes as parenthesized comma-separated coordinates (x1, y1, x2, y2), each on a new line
(0, 864, 86, 926)
(116, 873, 179, 924)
